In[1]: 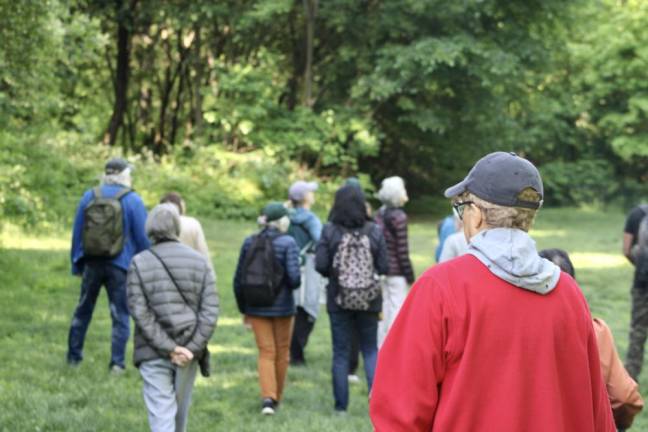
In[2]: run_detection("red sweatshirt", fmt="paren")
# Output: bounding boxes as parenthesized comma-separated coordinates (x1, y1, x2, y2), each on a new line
(370, 255, 615, 432)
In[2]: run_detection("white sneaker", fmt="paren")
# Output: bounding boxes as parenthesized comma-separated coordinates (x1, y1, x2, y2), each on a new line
(261, 398, 276, 415)
(348, 374, 361, 384)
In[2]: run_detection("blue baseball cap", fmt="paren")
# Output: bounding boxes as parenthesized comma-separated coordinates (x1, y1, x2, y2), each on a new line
(444, 152, 544, 209)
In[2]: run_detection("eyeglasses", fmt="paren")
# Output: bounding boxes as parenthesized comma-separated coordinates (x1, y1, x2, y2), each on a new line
(452, 201, 474, 221)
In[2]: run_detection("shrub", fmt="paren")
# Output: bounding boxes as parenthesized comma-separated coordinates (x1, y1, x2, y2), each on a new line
(539, 159, 618, 207)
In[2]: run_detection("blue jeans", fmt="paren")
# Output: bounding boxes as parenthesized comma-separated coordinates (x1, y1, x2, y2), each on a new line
(329, 310, 378, 411)
(67, 261, 130, 368)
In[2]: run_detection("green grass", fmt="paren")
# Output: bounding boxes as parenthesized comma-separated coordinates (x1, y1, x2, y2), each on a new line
(0, 208, 644, 431)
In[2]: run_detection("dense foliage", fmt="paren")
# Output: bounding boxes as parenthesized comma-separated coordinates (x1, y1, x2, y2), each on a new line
(0, 0, 646, 225)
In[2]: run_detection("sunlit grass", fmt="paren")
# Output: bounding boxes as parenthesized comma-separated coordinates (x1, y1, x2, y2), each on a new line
(0, 207, 645, 430)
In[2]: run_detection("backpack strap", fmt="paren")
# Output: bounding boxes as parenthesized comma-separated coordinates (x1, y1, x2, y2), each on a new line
(93, 186, 102, 199)
(148, 248, 207, 343)
(114, 187, 132, 200)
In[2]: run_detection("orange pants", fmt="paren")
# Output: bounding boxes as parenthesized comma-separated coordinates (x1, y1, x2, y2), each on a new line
(247, 315, 295, 401)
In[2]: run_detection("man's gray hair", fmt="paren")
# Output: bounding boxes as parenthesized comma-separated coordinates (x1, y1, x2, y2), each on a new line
(377, 176, 407, 208)
(146, 203, 181, 244)
(102, 167, 133, 188)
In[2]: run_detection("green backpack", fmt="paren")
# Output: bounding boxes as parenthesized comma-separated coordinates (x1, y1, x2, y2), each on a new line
(82, 187, 131, 257)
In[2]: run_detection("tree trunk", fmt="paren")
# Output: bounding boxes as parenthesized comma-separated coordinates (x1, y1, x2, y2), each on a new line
(302, 0, 318, 107)
(103, 0, 136, 147)
(191, 24, 204, 134)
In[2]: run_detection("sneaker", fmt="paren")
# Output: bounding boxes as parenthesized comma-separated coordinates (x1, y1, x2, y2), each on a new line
(261, 398, 276, 416)
(290, 359, 306, 367)
(110, 364, 126, 376)
(67, 359, 81, 368)
(348, 374, 361, 384)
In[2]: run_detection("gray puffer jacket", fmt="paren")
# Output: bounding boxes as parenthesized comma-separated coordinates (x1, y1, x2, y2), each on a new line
(127, 240, 219, 367)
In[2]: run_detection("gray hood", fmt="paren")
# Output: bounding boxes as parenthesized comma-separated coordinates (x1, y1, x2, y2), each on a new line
(468, 228, 561, 295)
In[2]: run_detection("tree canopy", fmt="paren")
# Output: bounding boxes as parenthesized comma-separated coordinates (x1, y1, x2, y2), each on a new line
(0, 0, 646, 225)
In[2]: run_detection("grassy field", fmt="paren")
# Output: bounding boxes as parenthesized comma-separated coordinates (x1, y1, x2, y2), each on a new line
(0, 207, 643, 431)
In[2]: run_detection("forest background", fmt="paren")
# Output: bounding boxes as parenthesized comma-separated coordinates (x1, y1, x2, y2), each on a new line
(1, 0, 647, 228)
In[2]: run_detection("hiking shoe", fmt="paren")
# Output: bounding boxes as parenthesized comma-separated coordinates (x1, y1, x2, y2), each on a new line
(110, 364, 126, 376)
(348, 374, 361, 384)
(67, 359, 81, 368)
(261, 398, 276, 416)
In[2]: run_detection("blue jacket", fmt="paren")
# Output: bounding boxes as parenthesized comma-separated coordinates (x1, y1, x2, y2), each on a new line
(288, 207, 322, 251)
(435, 215, 456, 262)
(233, 228, 301, 317)
(71, 184, 150, 275)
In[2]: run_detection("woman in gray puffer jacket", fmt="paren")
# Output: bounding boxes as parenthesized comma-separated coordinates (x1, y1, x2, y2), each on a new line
(127, 203, 219, 432)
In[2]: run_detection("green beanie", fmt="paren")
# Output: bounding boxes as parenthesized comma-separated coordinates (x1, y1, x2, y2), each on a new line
(262, 202, 288, 222)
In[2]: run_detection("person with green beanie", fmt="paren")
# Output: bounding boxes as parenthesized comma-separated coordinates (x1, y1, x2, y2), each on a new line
(233, 202, 301, 415)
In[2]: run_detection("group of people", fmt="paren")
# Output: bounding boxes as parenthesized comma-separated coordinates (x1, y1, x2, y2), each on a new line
(64, 152, 647, 431)
(233, 175, 416, 415)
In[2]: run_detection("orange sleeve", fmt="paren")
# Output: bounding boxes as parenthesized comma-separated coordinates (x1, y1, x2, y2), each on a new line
(593, 318, 644, 429)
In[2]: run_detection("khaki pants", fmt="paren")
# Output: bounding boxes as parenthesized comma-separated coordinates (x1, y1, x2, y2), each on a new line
(248, 315, 295, 401)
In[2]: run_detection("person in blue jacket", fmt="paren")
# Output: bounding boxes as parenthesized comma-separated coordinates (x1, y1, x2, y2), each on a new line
(287, 181, 323, 366)
(233, 202, 301, 415)
(67, 158, 150, 373)
(435, 214, 457, 262)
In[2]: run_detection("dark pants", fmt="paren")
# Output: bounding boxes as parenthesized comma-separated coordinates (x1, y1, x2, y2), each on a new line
(329, 310, 378, 411)
(290, 307, 316, 365)
(626, 281, 648, 380)
(67, 261, 130, 368)
(349, 329, 359, 374)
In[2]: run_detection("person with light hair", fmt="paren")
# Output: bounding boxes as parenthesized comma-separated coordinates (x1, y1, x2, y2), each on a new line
(371, 152, 615, 431)
(127, 203, 218, 432)
(375, 176, 415, 347)
(67, 157, 150, 373)
(160, 192, 211, 260)
(286, 181, 323, 367)
(233, 202, 301, 415)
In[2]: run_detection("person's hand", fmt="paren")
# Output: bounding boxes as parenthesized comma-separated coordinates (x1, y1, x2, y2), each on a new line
(170, 346, 194, 367)
(243, 316, 252, 330)
(170, 352, 189, 367)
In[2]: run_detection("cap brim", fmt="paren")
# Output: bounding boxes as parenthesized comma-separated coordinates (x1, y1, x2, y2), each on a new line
(306, 182, 318, 191)
(444, 180, 467, 198)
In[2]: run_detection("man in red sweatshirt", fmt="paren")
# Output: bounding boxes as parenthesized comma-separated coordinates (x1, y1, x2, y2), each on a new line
(369, 152, 615, 432)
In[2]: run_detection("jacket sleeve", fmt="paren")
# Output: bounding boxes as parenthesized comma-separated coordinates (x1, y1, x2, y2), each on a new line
(373, 226, 389, 276)
(193, 220, 211, 260)
(594, 319, 644, 429)
(126, 259, 177, 356)
(304, 213, 323, 243)
(284, 238, 302, 289)
(315, 225, 332, 277)
(370, 275, 446, 431)
(128, 194, 151, 253)
(392, 212, 415, 283)
(233, 239, 249, 314)
(70, 191, 91, 275)
(186, 263, 219, 355)
(587, 319, 618, 432)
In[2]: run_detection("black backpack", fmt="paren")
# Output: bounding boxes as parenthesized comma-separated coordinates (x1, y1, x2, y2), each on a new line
(82, 187, 131, 257)
(241, 232, 285, 307)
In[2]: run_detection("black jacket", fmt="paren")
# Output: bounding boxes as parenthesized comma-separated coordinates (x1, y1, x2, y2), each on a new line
(315, 222, 389, 313)
(375, 207, 415, 283)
